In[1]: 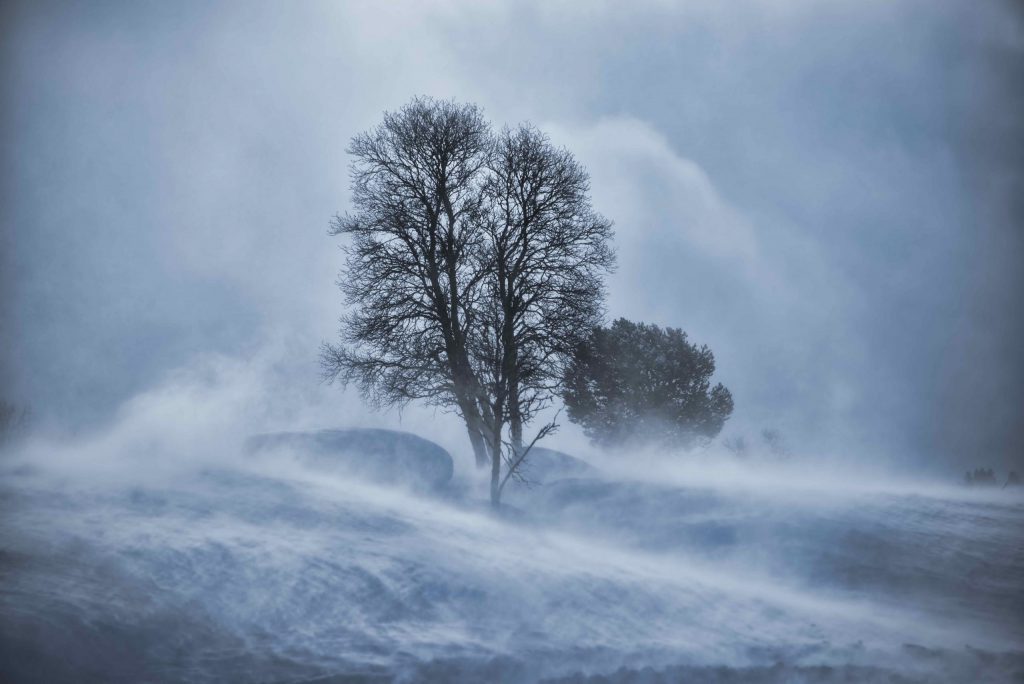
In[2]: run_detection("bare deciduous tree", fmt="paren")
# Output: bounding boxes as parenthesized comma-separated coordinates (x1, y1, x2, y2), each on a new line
(323, 98, 615, 507)
(321, 97, 493, 468)
(477, 125, 614, 503)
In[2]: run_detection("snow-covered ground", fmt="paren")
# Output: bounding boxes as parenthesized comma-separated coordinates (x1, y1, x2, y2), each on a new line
(1, 438, 1021, 683)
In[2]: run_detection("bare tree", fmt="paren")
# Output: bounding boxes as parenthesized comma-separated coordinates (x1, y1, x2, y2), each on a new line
(321, 97, 493, 468)
(476, 125, 614, 502)
(323, 100, 615, 507)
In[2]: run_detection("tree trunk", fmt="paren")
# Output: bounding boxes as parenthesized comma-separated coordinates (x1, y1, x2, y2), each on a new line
(489, 426, 502, 508)
(452, 360, 490, 469)
(504, 400, 522, 510)
(503, 307, 522, 471)
(484, 401, 505, 508)
(509, 379, 523, 458)
(463, 413, 489, 469)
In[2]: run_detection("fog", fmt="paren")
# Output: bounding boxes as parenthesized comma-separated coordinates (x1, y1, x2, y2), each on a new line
(2, 0, 1023, 681)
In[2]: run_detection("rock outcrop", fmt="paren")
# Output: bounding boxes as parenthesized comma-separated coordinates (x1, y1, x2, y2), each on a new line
(246, 428, 454, 491)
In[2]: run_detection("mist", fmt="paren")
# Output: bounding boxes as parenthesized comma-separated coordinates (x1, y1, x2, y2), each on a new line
(2, 1, 1023, 682)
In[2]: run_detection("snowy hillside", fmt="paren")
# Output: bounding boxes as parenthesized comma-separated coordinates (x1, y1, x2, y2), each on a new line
(1, 433, 1021, 683)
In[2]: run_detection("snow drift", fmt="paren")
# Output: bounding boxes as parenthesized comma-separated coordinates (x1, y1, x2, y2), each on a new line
(0, 428, 1021, 683)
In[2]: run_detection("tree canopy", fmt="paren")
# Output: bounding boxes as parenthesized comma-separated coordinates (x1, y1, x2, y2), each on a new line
(562, 319, 733, 449)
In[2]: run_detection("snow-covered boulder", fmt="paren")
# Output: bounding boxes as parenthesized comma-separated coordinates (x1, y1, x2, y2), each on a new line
(246, 428, 454, 491)
(513, 446, 598, 485)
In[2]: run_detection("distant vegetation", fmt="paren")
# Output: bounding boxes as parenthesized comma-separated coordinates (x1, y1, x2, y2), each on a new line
(964, 468, 1020, 488)
(722, 427, 789, 460)
(0, 400, 30, 448)
(759, 428, 788, 457)
(966, 468, 998, 486)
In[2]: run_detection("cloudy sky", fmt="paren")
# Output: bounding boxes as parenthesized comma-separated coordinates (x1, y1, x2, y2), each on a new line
(2, 0, 1022, 472)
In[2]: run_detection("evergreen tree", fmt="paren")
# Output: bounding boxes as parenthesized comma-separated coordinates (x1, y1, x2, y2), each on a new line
(563, 319, 733, 449)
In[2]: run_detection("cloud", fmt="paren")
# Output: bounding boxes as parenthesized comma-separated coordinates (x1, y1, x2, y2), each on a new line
(550, 117, 761, 270)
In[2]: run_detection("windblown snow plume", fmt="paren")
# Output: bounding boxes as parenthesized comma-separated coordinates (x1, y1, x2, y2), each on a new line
(1, 363, 1021, 683)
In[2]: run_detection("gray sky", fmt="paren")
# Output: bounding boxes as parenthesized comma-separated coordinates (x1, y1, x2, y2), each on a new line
(2, 0, 1022, 472)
